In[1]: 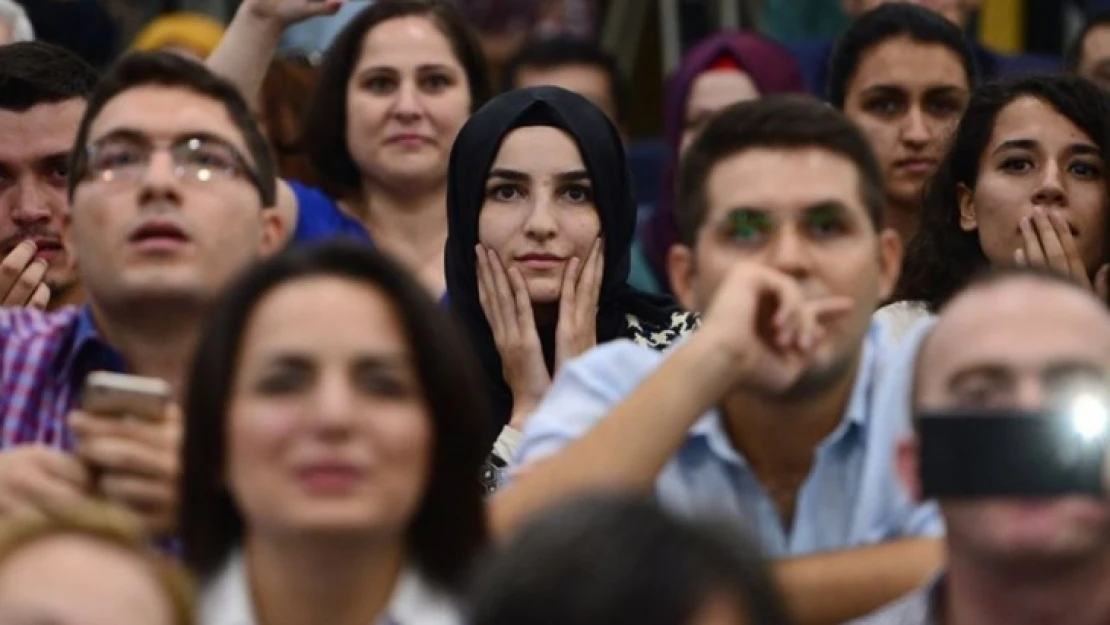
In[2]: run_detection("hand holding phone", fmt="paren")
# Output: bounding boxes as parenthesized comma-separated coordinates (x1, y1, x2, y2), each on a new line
(71, 372, 182, 536)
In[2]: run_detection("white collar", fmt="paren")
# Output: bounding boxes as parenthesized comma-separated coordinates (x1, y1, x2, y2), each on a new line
(199, 551, 460, 625)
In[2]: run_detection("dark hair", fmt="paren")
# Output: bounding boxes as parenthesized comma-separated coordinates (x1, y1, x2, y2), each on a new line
(893, 74, 1110, 311)
(827, 3, 978, 108)
(501, 36, 627, 125)
(303, 0, 490, 198)
(258, 58, 321, 187)
(676, 95, 884, 246)
(467, 495, 793, 625)
(67, 52, 277, 207)
(1068, 10, 1110, 72)
(180, 241, 490, 589)
(0, 41, 98, 111)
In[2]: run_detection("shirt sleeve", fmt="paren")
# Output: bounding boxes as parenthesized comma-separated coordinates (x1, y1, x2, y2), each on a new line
(513, 340, 664, 468)
(899, 500, 945, 538)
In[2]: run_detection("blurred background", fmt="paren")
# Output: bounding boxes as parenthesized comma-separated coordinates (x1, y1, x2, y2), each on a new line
(12, 0, 1100, 138)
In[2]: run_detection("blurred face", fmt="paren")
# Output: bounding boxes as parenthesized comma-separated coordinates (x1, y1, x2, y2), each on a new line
(67, 86, 282, 308)
(514, 64, 618, 127)
(915, 279, 1110, 567)
(843, 37, 969, 210)
(670, 148, 901, 397)
(346, 16, 472, 192)
(478, 126, 601, 304)
(0, 535, 174, 625)
(0, 99, 85, 294)
(959, 97, 1107, 274)
(1078, 25, 1110, 91)
(227, 277, 432, 538)
(844, 0, 982, 27)
(681, 70, 760, 155)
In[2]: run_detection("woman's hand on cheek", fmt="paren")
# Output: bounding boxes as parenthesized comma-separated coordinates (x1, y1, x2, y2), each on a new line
(555, 237, 603, 371)
(1014, 208, 1110, 299)
(476, 245, 551, 426)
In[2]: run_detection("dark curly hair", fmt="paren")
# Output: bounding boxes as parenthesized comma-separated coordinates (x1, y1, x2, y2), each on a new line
(892, 75, 1110, 311)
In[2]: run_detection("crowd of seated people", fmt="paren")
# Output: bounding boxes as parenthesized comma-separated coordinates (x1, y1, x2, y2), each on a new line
(2, 2, 1110, 625)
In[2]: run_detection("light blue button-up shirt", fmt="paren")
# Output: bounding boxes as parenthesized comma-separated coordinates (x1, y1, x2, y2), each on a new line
(514, 319, 942, 558)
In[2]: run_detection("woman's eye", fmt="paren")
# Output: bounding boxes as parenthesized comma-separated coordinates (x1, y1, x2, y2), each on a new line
(421, 74, 451, 91)
(363, 76, 395, 93)
(1000, 157, 1033, 174)
(863, 98, 901, 116)
(256, 370, 311, 395)
(561, 184, 593, 203)
(926, 98, 963, 116)
(356, 372, 410, 398)
(1070, 161, 1102, 179)
(488, 184, 522, 202)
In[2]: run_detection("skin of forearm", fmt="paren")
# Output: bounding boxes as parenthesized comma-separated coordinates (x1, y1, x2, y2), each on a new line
(488, 333, 738, 536)
(206, 4, 284, 101)
(774, 538, 945, 625)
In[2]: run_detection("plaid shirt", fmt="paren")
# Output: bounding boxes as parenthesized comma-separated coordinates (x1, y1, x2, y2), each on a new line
(0, 305, 127, 450)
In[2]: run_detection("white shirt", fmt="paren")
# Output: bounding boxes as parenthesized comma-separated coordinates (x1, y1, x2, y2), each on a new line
(199, 551, 461, 625)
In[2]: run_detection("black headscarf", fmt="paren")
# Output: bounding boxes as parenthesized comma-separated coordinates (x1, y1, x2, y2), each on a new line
(445, 86, 683, 436)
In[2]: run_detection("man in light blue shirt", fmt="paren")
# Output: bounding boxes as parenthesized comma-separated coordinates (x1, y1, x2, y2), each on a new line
(490, 96, 942, 624)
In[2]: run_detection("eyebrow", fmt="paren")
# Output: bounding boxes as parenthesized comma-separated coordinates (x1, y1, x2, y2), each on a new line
(486, 168, 591, 184)
(90, 127, 241, 148)
(266, 352, 410, 368)
(358, 63, 457, 75)
(993, 138, 1101, 157)
(946, 364, 1011, 391)
(724, 200, 852, 217)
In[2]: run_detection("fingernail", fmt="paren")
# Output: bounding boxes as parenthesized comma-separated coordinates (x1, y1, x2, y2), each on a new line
(20, 240, 35, 252)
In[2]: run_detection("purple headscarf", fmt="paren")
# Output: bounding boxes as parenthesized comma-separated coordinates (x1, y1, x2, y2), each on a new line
(642, 32, 806, 291)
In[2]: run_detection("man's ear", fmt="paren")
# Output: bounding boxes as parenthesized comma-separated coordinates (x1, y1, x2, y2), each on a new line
(897, 436, 922, 501)
(667, 244, 697, 310)
(258, 208, 287, 257)
(957, 183, 978, 232)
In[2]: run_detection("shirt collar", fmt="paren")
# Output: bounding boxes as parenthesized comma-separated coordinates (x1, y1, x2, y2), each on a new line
(54, 305, 127, 381)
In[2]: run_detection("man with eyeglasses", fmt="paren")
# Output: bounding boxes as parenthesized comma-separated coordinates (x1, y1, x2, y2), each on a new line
(0, 52, 285, 538)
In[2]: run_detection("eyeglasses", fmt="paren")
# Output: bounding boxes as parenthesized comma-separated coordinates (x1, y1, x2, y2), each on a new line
(82, 133, 268, 202)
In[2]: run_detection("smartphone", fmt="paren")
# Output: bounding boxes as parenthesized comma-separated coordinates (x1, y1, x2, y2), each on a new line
(81, 372, 171, 421)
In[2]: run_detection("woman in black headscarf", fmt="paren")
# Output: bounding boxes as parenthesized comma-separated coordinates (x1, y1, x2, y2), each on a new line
(445, 86, 697, 489)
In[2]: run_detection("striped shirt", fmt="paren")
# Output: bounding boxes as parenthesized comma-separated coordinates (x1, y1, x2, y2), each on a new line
(0, 305, 126, 449)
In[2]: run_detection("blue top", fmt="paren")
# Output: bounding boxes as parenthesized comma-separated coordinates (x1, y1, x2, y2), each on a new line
(513, 319, 943, 558)
(288, 181, 373, 245)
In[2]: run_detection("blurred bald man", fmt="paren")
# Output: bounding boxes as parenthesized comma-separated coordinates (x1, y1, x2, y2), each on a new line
(853, 268, 1110, 625)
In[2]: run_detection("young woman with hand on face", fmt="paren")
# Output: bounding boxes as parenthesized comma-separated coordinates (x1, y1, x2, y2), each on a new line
(886, 75, 1110, 340)
(208, 0, 490, 296)
(180, 242, 489, 625)
(444, 87, 696, 485)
